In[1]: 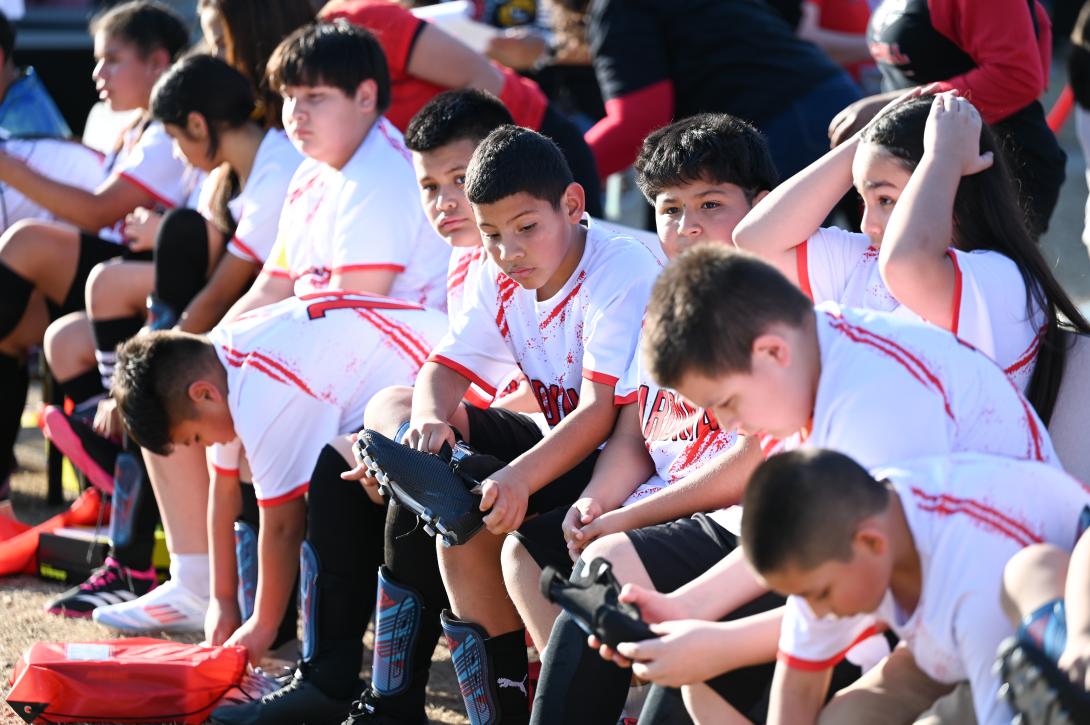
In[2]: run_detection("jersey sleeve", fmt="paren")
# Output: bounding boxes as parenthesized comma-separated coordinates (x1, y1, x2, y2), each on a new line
(582, 251, 658, 386)
(953, 592, 1018, 725)
(613, 346, 641, 406)
(778, 595, 883, 670)
(111, 122, 189, 209)
(427, 270, 518, 395)
(241, 394, 342, 507)
(228, 164, 293, 265)
(330, 166, 419, 277)
(209, 439, 242, 477)
(800, 227, 873, 304)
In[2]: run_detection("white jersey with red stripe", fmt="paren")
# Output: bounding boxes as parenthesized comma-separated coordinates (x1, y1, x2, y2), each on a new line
(221, 130, 302, 265)
(0, 138, 104, 231)
(805, 302, 1057, 470)
(261, 117, 449, 310)
(778, 453, 1090, 725)
(429, 224, 661, 428)
(614, 340, 741, 511)
(797, 228, 1046, 390)
(100, 120, 194, 242)
(206, 290, 446, 506)
(447, 245, 502, 408)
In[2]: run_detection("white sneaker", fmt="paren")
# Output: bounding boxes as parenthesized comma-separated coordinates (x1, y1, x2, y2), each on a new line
(92, 579, 208, 633)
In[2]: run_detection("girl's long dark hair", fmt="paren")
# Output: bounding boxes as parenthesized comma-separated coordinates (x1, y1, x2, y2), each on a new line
(862, 96, 1089, 424)
(151, 54, 255, 234)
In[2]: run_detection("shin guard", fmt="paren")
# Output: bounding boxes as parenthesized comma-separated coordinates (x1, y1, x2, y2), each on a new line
(299, 539, 319, 662)
(372, 565, 422, 696)
(234, 520, 258, 621)
(441, 610, 500, 725)
(107, 452, 143, 550)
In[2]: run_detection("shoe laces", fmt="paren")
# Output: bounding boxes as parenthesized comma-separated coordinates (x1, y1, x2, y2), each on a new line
(81, 561, 122, 590)
(262, 672, 307, 703)
(345, 688, 380, 721)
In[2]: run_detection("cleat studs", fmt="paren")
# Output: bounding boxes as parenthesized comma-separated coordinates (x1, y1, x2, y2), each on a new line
(423, 524, 436, 537)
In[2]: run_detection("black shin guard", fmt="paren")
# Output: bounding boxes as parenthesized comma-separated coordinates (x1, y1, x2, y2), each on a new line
(154, 208, 209, 313)
(91, 316, 142, 390)
(109, 443, 159, 571)
(0, 262, 33, 341)
(0, 352, 29, 484)
(236, 484, 298, 649)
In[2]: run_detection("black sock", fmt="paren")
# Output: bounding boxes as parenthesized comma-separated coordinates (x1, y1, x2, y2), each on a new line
(488, 629, 530, 725)
(56, 369, 105, 415)
(0, 262, 33, 341)
(0, 352, 29, 485)
(154, 208, 209, 312)
(91, 316, 142, 390)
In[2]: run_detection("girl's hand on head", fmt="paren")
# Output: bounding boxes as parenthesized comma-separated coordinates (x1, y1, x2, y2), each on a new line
(924, 92, 993, 177)
(860, 82, 947, 140)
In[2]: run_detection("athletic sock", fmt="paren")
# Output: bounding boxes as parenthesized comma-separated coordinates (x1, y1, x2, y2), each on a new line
(0, 353, 29, 485)
(168, 552, 210, 599)
(56, 369, 106, 417)
(487, 629, 531, 724)
(91, 316, 142, 390)
(0, 262, 33, 341)
(154, 208, 209, 312)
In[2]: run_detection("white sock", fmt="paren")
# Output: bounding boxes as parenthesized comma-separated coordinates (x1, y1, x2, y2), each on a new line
(168, 553, 210, 600)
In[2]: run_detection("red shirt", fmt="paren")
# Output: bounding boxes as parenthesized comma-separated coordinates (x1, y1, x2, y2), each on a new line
(321, 0, 547, 131)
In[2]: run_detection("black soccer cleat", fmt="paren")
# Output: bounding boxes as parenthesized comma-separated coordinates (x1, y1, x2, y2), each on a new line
(997, 636, 1090, 725)
(540, 557, 657, 649)
(354, 429, 503, 546)
(210, 669, 354, 725)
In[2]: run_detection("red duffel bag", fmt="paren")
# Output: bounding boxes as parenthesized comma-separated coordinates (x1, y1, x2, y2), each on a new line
(5, 638, 249, 723)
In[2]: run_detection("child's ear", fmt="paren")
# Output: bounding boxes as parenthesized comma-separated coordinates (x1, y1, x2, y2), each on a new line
(752, 332, 791, 369)
(750, 189, 770, 207)
(854, 526, 887, 557)
(185, 111, 208, 141)
(354, 79, 378, 114)
(146, 47, 171, 78)
(562, 182, 586, 222)
(187, 380, 222, 403)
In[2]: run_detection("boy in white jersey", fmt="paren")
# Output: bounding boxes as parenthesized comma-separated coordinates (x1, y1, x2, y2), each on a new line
(736, 449, 1090, 725)
(110, 291, 447, 682)
(352, 126, 660, 724)
(588, 246, 1059, 722)
(226, 21, 448, 319)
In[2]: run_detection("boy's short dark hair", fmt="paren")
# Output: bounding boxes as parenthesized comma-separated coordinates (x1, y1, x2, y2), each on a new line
(0, 12, 14, 63)
(465, 125, 574, 208)
(635, 113, 779, 203)
(643, 245, 812, 389)
(90, 0, 189, 61)
(741, 449, 891, 575)
(112, 332, 218, 456)
(267, 20, 390, 114)
(405, 89, 515, 153)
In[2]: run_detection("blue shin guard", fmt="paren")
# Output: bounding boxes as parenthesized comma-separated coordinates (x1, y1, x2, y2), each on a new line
(299, 540, 319, 662)
(441, 610, 500, 725)
(107, 452, 142, 550)
(234, 521, 258, 621)
(372, 566, 422, 696)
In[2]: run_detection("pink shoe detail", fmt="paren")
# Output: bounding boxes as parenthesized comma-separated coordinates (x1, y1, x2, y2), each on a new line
(40, 406, 114, 495)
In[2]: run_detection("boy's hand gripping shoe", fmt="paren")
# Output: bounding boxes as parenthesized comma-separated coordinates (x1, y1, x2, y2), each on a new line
(539, 557, 657, 648)
(354, 429, 503, 547)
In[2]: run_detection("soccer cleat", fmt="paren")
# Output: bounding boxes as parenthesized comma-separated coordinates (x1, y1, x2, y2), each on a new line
(44, 556, 157, 619)
(341, 687, 427, 725)
(354, 429, 504, 547)
(40, 405, 120, 495)
(540, 557, 657, 649)
(91, 578, 206, 633)
(210, 669, 354, 725)
(997, 637, 1090, 725)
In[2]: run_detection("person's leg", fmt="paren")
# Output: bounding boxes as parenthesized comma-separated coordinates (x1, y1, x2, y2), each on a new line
(0, 292, 43, 491)
(1001, 542, 1070, 627)
(153, 207, 214, 319)
(86, 260, 153, 390)
(501, 534, 561, 651)
(681, 683, 749, 725)
(539, 104, 604, 218)
(43, 313, 96, 389)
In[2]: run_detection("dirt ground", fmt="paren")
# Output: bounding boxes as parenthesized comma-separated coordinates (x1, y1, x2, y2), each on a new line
(0, 427, 468, 725)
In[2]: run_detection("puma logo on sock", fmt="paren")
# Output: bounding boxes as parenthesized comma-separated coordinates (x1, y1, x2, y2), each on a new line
(497, 675, 528, 696)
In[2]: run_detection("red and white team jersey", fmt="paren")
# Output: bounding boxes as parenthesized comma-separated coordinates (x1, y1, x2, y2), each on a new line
(447, 245, 488, 319)
(778, 454, 1090, 725)
(0, 138, 104, 231)
(100, 120, 193, 242)
(206, 290, 447, 506)
(429, 224, 661, 428)
(614, 343, 740, 509)
(222, 130, 302, 265)
(261, 117, 449, 309)
(802, 303, 1057, 470)
(796, 228, 1046, 390)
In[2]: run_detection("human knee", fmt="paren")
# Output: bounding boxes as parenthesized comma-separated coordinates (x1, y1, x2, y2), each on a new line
(581, 532, 640, 576)
(363, 385, 414, 434)
(85, 260, 126, 317)
(1002, 543, 1069, 621)
(501, 535, 534, 582)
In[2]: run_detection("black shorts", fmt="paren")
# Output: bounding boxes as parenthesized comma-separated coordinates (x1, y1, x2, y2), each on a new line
(462, 405, 599, 571)
(47, 232, 152, 320)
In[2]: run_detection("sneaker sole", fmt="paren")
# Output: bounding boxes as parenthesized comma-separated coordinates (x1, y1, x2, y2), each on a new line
(40, 407, 114, 495)
(45, 606, 94, 619)
(997, 637, 1087, 725)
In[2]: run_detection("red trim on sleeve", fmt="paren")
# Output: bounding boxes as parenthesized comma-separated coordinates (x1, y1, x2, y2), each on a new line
(778, 624, 883, 671)
(260, 267, 292, 279)
(585, 81, 675, 178)
(257, 482, 309, 507)
(428, 354, 498, 397)
(614, 390, 638, 406)
(115, 171, 177, 210)
(583, 369, 620, 386)
(1004, 327, 1044, 378)
(332, 263, 406, 274)
(464, 386, 495, 409)
(229, 236, 263, 264)
(212, 464, 240, 477)
(945, 249, 962, 336)
(795, 241, 813, 300)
